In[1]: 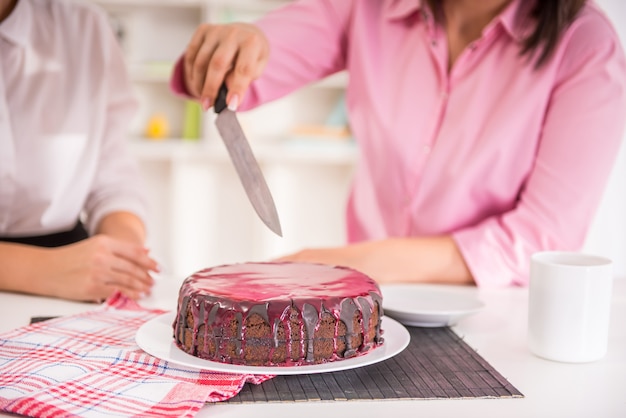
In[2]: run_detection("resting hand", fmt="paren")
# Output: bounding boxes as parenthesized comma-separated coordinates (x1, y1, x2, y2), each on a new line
(183, 22, 269, 110)
(276, 237, 474, 285)
(48, 235, 158, 302)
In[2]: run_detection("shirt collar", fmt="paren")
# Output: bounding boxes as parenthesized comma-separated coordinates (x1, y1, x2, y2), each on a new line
(0, 0, 32, 47)
(384, 0, 424, 21)
(383, 0, 534, 43)
(496, 0, 535, 42)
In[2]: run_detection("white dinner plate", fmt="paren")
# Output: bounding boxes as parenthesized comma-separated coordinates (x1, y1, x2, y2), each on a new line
(135, 312, 410, 375)
(380, 284, 485, 327)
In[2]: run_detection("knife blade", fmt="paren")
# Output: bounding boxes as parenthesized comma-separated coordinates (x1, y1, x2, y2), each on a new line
(214, 84, 283, 237)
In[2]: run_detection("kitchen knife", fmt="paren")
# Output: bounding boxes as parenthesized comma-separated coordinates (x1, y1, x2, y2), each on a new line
(214, 84, 283, 237)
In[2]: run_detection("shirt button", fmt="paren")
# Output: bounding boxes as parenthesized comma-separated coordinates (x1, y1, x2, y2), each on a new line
(423, 145, 432, 154)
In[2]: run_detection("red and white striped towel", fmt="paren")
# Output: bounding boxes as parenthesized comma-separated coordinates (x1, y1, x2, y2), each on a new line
(0, 293, 273, 417)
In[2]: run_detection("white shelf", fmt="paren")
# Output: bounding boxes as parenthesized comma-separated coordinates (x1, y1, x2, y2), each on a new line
(314, 72, 349, 89)
(93, 0, 204, 8)
(128, 138, 357, 165)
(126, 65, 348, 89)
(206, 0, 289, 11)
(128, 62, 175, 83)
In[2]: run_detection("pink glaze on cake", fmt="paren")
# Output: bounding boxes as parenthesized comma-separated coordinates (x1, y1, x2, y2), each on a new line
(173, 262, 384, 366)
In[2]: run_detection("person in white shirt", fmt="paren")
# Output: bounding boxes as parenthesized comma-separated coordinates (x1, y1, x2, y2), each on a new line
(0, 0, 157, 302)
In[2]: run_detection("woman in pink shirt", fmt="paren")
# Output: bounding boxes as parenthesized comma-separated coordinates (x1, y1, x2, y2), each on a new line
(174, 0, 626, 287)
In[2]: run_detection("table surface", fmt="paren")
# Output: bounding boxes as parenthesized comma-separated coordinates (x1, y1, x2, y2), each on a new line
(1, 277, 624, 418)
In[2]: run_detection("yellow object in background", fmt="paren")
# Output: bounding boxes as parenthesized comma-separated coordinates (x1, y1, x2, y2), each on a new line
(146, 113, 169, 140)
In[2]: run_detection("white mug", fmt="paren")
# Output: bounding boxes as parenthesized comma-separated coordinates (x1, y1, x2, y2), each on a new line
(528, 251, 613, 363)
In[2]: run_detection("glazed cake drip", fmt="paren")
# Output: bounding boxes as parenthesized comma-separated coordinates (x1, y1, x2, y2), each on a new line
(172, 262, 384, 366)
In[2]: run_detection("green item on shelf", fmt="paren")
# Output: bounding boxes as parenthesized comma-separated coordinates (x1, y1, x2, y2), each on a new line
(182, 100, 201, 141)
(325, 93, 349, 128)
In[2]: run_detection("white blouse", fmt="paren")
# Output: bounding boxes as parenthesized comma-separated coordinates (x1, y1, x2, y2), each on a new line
(0, 0, 146, 237)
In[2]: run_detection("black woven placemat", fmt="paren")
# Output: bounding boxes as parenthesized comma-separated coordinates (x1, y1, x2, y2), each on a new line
(227, 326, 523, 403)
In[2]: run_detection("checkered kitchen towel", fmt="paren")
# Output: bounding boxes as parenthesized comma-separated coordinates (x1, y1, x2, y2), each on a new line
(0, 293, 273, 417)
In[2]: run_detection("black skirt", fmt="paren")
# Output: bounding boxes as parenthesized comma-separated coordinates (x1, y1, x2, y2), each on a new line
(0, 221, 89, 248)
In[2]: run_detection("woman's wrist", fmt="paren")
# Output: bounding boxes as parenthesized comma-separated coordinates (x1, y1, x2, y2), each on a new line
(95, 212, 146, 245)
(373, 236, 474, 285)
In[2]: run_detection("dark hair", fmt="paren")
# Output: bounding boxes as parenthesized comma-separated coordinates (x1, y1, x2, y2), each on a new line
(522, 0, 587, 67)
(427, 0, 587, 68)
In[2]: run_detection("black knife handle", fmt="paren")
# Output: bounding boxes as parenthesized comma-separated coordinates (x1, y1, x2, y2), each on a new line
(30, 316, 59, 324)
(214, 82, 228, 114)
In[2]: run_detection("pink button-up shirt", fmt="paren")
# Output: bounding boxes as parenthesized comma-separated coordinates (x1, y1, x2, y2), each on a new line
(0, 0, 146, 236)
(173, 0, 626, 287)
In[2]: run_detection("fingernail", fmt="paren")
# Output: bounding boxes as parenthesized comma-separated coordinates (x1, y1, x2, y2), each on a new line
(201, 97, 211, 111)
(228, 94, 239, 112)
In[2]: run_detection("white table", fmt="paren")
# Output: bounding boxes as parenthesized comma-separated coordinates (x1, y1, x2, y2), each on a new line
(1, 277, 624, 418)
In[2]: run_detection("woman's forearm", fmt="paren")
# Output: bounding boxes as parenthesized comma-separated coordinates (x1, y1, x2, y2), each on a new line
(0, 243, 55, 295)
(95, 211, 146, 245)
(278, 235, 475, 285)
(384, 235, 475, 284)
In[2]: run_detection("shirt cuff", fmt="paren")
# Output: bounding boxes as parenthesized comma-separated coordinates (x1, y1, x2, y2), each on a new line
(170, 56, 192, 98)
(452, 225, 529, 288)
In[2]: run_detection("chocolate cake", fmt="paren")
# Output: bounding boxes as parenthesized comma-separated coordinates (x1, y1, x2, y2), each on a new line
(172, 262, 384, 366)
